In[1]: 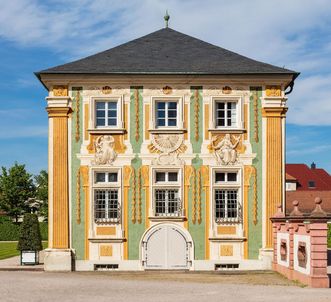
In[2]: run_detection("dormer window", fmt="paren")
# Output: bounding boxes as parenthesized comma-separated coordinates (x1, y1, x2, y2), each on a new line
(308, 181, 315, 188)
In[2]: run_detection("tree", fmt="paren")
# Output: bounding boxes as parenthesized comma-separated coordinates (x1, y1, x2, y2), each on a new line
(0, 163, 36, 222)
(17, 213, 42, 251)
(34, 170, 48, 220)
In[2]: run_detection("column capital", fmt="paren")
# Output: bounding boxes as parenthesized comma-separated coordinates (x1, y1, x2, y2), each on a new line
(46, 106, 71, 118)
(262, 107, 287, 118)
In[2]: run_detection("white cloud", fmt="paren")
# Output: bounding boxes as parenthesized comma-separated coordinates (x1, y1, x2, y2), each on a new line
(1, 0, 331, 125)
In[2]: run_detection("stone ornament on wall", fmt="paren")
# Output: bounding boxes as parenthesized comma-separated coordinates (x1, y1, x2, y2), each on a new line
(265, 85, 281, 97)
(162, 86, 172, 94)
(222, 86, 232, 94)
(210, 134, 240, 165)
(53, 85, 68, 97)
(149, 134, 186, 165)
(298, 242, 307, 268)
(102, 86, 112, 94)
(94, 135, 117, 165)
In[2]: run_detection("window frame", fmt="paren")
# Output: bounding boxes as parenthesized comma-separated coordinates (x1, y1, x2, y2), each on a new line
(151, 168, 183, 217)
(150, 96, 184, 131)
(89, 96, 124, 132)
(92, 168, 121, 224)
(212, 168, 242, 223)
(211, 96, 243, 130)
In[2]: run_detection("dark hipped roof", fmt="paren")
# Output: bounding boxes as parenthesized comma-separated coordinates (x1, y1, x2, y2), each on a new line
(36, 28, 299, 78)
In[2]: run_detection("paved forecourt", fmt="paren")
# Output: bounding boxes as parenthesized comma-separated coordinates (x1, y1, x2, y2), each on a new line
(1, 271, 330, 302)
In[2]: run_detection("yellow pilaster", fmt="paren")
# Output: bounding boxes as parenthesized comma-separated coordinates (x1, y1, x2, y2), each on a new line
(201, 166, 210, 259)
(80, 166, 89, 260)
(262, 107, 287, 248)
(47, 106, 71, 249)
(184, 165, 194, 229)
(123, 166, 133, 259)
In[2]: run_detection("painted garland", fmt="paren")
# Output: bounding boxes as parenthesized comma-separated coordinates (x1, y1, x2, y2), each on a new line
(194, 89, 199, 141)
(76, 169, 81, 224)
(134, 88, 140, 142)
(75, 90, 80, 142)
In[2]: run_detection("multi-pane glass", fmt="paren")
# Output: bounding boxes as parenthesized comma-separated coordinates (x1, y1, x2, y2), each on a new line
(155, 189, 180, 216)
(95, 172, 118, 183)
(156, 101, 177, 127)
(215, 189, 238, 221)
(216, 101, 237, 127)
(96, 101, 117, 127)
(95, 189, 119, 222)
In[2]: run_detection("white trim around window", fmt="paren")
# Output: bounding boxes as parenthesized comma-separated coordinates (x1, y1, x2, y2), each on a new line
(212, 168, 242, 223)
(150, 168, 184, 218)
(149, 96, 184, 132)
(92, 168, 122, 224)
(210, 96, 243, 131)
(89, 96, 124, 133)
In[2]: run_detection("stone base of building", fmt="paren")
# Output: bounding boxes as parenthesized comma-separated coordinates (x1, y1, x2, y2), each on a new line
(74, 259, 271, 272)
(44, 249, 73, 272)
(273, 263, 330, 288)
(259, 248, 273, 270)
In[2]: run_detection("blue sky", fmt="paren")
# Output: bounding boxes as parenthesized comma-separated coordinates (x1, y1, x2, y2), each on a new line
(0, 0, 330, 175)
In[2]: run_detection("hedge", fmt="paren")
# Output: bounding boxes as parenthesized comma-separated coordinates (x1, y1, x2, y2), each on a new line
(0, 217, 48, 241)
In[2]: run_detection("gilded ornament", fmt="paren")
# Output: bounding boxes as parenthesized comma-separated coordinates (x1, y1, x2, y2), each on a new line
(253, 91, 259, 143)
(53, 85, 68, 97)
(265, 85, 281, 97)
(131, 169, 136, 224)
(102, 86, 112, 94)
(194, 89, 200, 141)
(222, 86, 232, 94)
(162, 85, 172, 94)
(137, 168, 142, 224)
(134, 88, 140, 142)
(197, 169, 201, 224)
(74, 89, 81, 142)
(192, 169, 196, 224)
(76, 169, 81, 224)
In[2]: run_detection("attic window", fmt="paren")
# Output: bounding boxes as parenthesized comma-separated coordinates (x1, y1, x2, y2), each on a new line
(308, 181, 315, 188)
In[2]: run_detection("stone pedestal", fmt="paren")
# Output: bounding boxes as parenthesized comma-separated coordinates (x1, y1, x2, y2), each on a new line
(44, 249, 73, 271)
(259, 248, 273, 269)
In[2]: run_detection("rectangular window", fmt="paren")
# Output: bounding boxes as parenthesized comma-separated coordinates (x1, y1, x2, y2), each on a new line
(156, 101, 177, 127)
(215, 101, 237, 127)
(96, 101, 117, 127)
(94, 189, 120, 222)
(95, 172, 118, 183)
(155, 189, 181, 216)
(155, 171, 178, 183)
(215, 172, 237, 183)
(215, 189, 238, 222)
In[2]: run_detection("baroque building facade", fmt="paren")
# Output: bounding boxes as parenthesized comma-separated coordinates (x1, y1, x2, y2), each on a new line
(36, 28, 299, 271)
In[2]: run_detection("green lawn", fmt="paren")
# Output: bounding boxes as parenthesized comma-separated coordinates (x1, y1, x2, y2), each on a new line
(0, 241, 48, 260)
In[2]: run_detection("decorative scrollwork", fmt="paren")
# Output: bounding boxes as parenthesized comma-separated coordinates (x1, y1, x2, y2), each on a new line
(131, 169, 136, 224)
(192, 169, 196, 224)
(76, 169, 81, 224)
(134, 88, 140, 142)
(75, 89, 80, 142)
(194, 89, 199, 141)
(137, 168, 142, 224)
(197, 169, 201, 224)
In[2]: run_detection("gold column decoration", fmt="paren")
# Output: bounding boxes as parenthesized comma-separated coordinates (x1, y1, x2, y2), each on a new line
(201, 166, 210, 259)
(197, 169, 202, 224)
(53, 85, 68, 97)
(192, 168, 197, 224)
(84, 103, 89, 141)
(134, 88, 140, 142)
(75, 89, 80, 142)
(137, 168, 142, 224)
(76, 169, 81, 224)
(262, 107, 286, 248)
(184, 166, 194, 229)
(141, 166, 150, 229)
(47, 107, 70, 249)
(124, 103, 129, 140)
(253, 91, 259, 143)
(243, 165, 254, 259)
(145, 104, 150, 140)
(194, 89, 199, 141)
(204, 104, 209, 140)
(123, 166, 133, 259)
(131, 168, 136, 224)
(80, 166, 89, 260)
(252, 168, 258, 225)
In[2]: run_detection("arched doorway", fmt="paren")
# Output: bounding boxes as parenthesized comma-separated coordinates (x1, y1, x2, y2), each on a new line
(141, 224, 193, 270)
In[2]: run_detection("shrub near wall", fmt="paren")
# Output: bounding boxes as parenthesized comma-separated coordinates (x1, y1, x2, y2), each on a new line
(0, 217, 48, 241)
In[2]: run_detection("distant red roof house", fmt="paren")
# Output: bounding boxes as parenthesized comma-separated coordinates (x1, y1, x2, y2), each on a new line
(285, 163, 331, 214)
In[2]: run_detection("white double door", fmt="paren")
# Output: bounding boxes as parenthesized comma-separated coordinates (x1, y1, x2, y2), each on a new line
(143, 225, 190, 270)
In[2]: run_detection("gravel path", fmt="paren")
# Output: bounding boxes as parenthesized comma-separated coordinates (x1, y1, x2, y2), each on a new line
(1, 271, 330, 302)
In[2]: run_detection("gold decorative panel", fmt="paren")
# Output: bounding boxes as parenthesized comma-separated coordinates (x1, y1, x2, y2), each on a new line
(53, 85, 68, 97)
(220, 245, 233, 256)
(162, 85, 172, 94)
(96, 227, 116, 236)
(217, 226, 236, 235)
(208, 133, 246, 154)
(87, 134, 126, 154)
(100, 245, 113, 257)
(265, 85, 281, 97)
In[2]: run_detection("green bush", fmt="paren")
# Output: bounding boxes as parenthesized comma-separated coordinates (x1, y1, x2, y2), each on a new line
(39, 222, 48, 241)
(0, 216, 48, 241)
(0, 217, 20, 241)
(17, 214, 42, 251)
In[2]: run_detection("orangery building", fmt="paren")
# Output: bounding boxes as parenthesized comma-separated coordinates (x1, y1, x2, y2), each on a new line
(36, 26, 299, 271)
